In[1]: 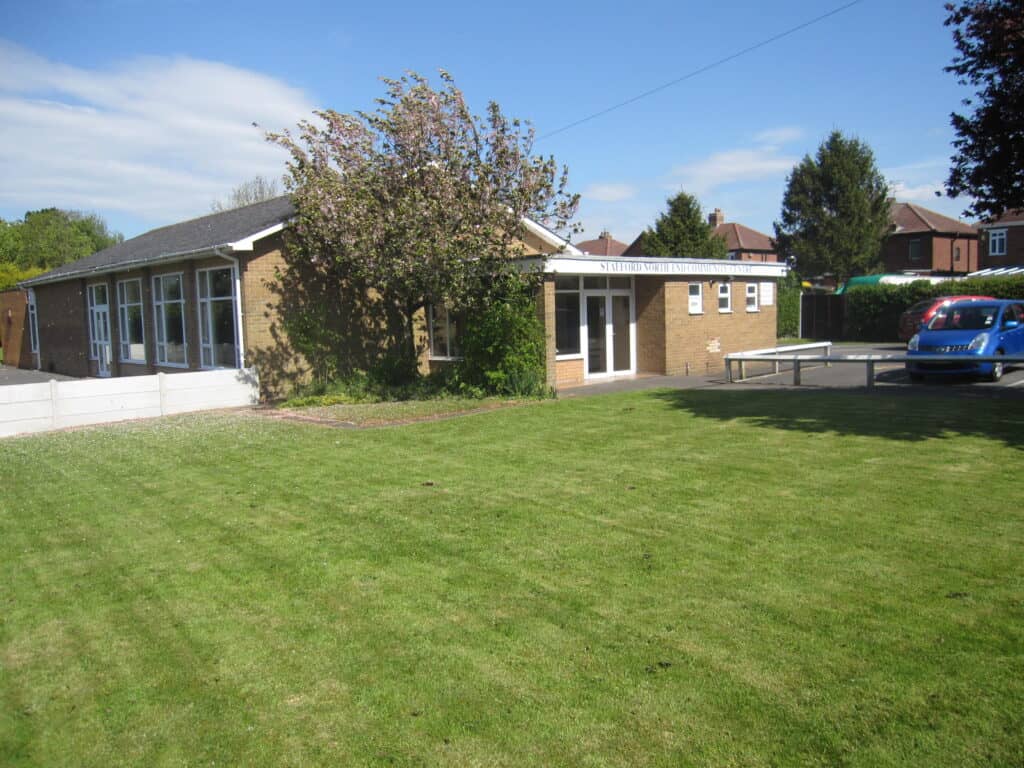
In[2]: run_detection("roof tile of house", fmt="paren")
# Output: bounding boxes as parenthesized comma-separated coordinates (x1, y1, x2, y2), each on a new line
(889, 201, 976, 236)
(713, 222, 774, 252)
(26, 196, 296, 285)
(574, 230, 629, 257)
(980, 210, 1024, 227)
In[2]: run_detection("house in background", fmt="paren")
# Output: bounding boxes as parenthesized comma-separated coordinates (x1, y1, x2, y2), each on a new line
(15, 197, 787, 393)
(574, 230, 629, 257)
(882, 201, 978, 275)
(707, 209, 778, 263)
(978, 210, 1024, 269)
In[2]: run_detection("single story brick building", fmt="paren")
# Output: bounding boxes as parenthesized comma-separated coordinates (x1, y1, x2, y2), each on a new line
(15, 197, 787, 394)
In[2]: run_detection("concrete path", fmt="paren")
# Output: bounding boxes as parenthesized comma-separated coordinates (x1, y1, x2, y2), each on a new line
(0, 365, 75, 386)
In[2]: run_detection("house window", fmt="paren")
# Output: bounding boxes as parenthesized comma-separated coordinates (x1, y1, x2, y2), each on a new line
(555, 276, 581, 356)
(908, 239, 922, 263)
(197, 267, 239, 368)
(688, 282, 703, 314)
(152, 273, 187, 366)
(428, 305, 462, 359)
(954, 245, 962, 263)
(26, 288, 38, 358)
(86, 283, 109, 360)
(745, 283, 759, 312)
(718, 282, 732, 313)
(990, 229, 1007, 256)
(117, 279, 146, 363)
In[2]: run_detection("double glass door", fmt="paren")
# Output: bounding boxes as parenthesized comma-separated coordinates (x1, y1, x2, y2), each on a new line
(585, 287, 633, 377)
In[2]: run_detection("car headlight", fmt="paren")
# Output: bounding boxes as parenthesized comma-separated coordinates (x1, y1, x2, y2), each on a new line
(908, 334, 919, 351)
(968, 332, 989, 352)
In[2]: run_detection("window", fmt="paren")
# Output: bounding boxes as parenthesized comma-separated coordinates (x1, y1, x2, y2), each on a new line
(718, 282, 732, 313)
(688, 283, 703, 314)
(117, 279, 145, 363)
(908, 239, 922, 263)
(197, 267, 239, 368)
(954, 245, 962, 263)
(555, 276, 581, 356)
(745, 283, 759, 312)
(86, 283, 109, 360)
(759, 282, 775, 306)
(27, 289, 39, 356)
(990, 229, 1007, 256)
(152, 273, 187, 366)
(428, 305, 462, 359)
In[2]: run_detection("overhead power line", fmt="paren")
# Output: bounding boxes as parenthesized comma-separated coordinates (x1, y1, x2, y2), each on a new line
(538, 0, 865, 141)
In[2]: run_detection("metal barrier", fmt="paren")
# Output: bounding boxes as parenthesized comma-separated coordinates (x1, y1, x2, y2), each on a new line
(725, 351, 1024, 388)
(728, 342, 832, 381)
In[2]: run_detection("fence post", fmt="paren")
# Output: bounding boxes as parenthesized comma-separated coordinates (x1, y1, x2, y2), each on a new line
(738, 360, 746, 381)
(866, 360, 875, 388)
(793, 360, 802, 386)
(158, 372, 168, 415)
(49, 379, 59, 428)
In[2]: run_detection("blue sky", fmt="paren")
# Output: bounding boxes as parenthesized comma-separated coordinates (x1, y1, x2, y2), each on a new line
(0, 0, 973, 245)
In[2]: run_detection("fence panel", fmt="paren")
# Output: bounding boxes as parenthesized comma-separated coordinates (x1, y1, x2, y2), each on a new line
(800, 294, 846, 340)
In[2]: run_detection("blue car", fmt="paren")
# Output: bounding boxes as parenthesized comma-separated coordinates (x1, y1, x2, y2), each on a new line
(906, 299, 1024, 382)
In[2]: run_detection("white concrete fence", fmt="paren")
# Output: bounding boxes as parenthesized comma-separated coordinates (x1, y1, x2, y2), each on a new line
(0, 368, 260, 438)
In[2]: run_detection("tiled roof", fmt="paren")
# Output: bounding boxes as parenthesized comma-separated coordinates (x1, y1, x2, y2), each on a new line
(979, 210, 1024, 227)
(713, 222, 774, 252)
(889, 201, 976, 236)
(574, 230, 629, 257)
(24, 196, 295, 285)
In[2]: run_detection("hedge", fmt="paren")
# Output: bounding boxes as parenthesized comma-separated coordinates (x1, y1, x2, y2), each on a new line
(844, 275, 1024, 341)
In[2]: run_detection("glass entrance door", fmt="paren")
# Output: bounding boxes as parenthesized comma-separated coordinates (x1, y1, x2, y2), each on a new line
(584, 286, 634, 377)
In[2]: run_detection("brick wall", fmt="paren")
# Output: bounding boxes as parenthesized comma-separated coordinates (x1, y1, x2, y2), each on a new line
(635, 277, 665, 374)
(34, 279, 90, 377)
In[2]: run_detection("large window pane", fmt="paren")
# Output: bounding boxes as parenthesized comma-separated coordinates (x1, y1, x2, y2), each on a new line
(555, 292, 580, 355)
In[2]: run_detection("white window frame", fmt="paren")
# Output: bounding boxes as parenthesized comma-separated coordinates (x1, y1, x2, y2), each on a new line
(688, 282, 703, 315)
(27, 288, 39, 358)
(428, 304, 462, 360)
(152, 272, 188, 368)
(745, 282, 759, 312)
(989, 229, 1007, 256)
(759, 282, 775, 307)
(555, 275, 584, 359)
(718, 282, 732, 313)
(117, 278, 146, 364)
(196, 266, 240, 369)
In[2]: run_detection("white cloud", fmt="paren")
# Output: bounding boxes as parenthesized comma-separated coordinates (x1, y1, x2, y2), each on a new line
(889, 180, 945, 202)
(753, 126, 803, 146)
(0, 40, 316, 226)
(671, 147, 797, 197)
(583, 183, 637, 203)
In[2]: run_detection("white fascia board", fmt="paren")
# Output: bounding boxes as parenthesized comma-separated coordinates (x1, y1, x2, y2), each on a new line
(979, 220, 1024, 229)
(521, 217, 582, 255)
(541, 256, 789, 279)
(227, 222, 288, 251)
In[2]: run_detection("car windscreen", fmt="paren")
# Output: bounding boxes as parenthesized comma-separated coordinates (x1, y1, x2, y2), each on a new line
(927, 305, 1000, 331)
(906, 300, 933, 314)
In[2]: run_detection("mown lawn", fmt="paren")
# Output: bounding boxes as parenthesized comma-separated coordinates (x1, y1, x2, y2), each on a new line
(2, 389, 1023, 767)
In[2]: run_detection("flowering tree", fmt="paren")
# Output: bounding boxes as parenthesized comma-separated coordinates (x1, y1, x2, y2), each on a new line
(267, 71, 578, 378)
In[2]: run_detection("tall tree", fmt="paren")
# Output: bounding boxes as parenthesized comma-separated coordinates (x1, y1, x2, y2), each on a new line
(773, 131, 891, 281)
(211, 176, 281, 212)
(268, 71, 578, 375)
(943, 1, 1024, 220)
(2, 209, 123, 270)
(634, 191, 727, 259)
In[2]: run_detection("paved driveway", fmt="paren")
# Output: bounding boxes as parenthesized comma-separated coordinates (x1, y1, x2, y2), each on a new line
(0, 366, 75, 385)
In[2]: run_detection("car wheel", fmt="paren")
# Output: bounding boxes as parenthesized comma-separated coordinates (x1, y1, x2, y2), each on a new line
(989, 352, 1005, 383)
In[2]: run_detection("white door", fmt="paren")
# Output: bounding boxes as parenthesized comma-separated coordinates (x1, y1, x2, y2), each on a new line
(583, 282, 635, 378)
(88, 284, 112, 377)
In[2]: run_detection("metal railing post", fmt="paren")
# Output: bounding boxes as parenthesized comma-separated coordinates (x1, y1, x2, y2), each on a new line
(866, 360, 875, 388)
(793, 360, 801, 386)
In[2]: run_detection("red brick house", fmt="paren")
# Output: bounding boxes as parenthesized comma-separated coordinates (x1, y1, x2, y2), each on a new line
(574, 230, 629, 257)
(707, 209, 778, 263)
(882, 202, 978, 274)
(979, 210, 1024, 269)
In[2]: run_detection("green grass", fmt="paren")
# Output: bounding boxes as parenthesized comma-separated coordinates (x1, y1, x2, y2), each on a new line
(285, 396, 524, 426)
(2, 390, 1023, 766)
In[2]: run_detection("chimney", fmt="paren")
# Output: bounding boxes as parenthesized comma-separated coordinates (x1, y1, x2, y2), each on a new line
(599, 229, 611, 240)
(708, 208, 725, 228)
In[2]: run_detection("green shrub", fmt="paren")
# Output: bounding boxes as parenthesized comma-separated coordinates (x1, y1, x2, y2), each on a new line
(776, 272, 801, 338)
(844, 275, 1024, 341)
(455, 285, 548, 397)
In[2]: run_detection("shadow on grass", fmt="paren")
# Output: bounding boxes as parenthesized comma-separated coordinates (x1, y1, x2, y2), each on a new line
(651, 387, 1024, 449)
